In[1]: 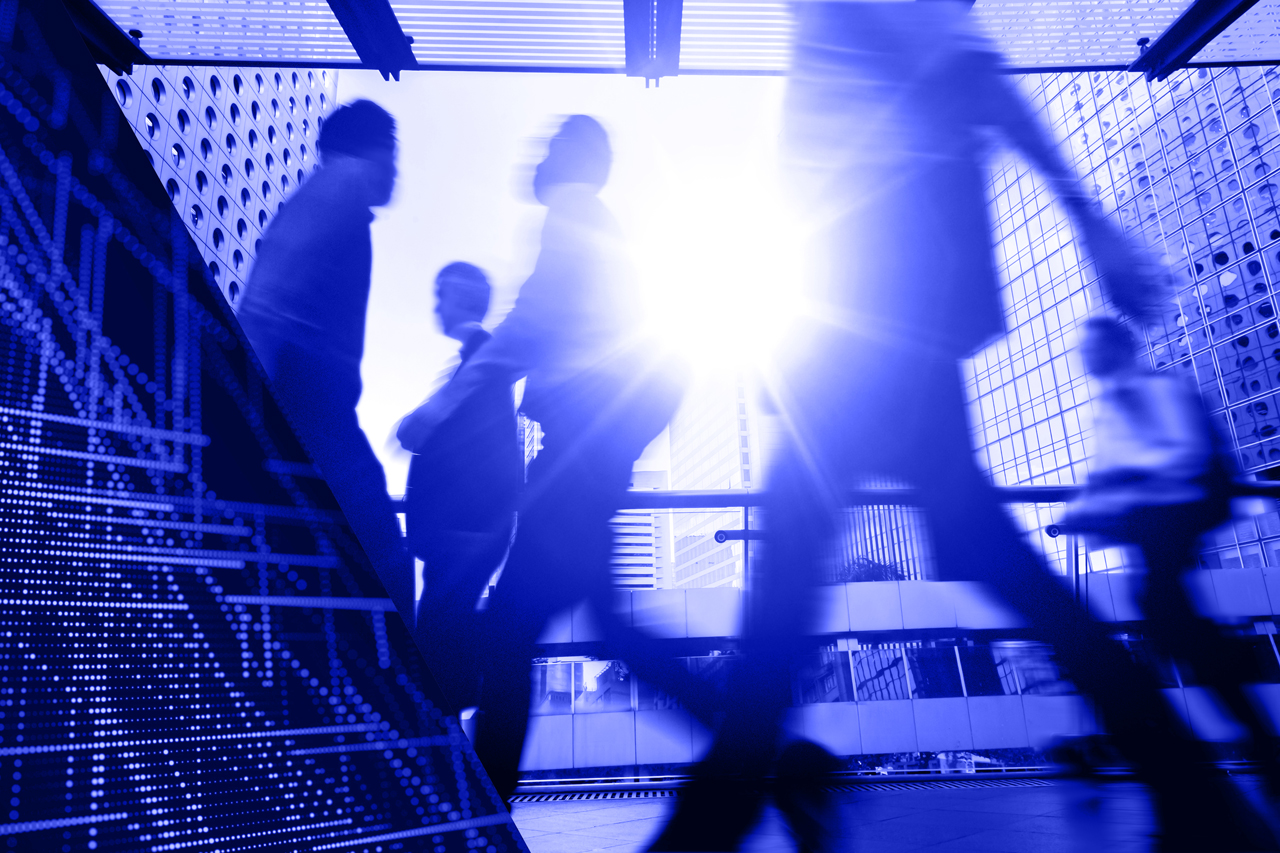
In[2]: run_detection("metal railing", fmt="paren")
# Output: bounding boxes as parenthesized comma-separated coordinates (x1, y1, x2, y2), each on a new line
(396, 481, 1280, 604)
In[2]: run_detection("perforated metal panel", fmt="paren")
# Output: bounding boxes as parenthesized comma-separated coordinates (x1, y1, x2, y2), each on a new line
(1191, 0, 1280, 65)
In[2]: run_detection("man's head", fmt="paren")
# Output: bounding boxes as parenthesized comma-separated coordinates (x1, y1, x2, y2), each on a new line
(435, 262, 491, 340)
(1080, 316, 1138, 378)
(318, 99, 398, 207)
(532, 115, 612, 204)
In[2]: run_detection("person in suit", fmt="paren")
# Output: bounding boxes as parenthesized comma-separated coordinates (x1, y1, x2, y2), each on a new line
(398, 116, 696, 802)
(403, 262, 523, 712)
(236, 99, 414, 621)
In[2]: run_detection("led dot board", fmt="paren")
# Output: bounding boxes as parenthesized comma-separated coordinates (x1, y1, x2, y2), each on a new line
(0, 4, 521, 852)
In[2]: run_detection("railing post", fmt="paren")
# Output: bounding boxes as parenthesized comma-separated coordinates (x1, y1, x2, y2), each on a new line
(1069, 533, 1079, 603)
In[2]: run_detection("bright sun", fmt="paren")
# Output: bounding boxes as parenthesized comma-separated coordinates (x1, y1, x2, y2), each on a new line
(628, 154, 807, 377)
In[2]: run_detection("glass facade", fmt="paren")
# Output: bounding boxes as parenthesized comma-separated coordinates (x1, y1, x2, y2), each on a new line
(666, 377, 756, 588)
(979, 64, 1280, 574)
(521, 638, 1212, 715)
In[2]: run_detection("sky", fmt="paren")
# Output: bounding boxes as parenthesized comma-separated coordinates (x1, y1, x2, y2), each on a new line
(335, 69, 792, 494)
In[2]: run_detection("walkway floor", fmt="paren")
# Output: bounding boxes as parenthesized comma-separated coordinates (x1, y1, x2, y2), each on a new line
(509, 775, 1267, 852)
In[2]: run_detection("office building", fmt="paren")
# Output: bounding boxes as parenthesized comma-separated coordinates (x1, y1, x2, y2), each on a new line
(979, 65, 1280, 575)
(611, 470, 674, 590)
(666, 375, 756, 588)
(98, 63, 338, 308)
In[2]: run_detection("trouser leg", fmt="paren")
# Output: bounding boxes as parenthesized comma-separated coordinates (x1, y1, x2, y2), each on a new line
(1137, 525, 1279, 753)
(714, 440, 832, 772)
(269, 343, 415, 620)
(646, 440, 830, 852)
(921, 461, 1203, 776)
(471, 573, 548, 802)
(472, 432, 625, 801)
(415, 530, 510, 713)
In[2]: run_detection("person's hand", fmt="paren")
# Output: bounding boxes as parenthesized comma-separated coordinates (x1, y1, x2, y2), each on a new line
(396, 398, 447, 453)
(1080, 215, 1169, 324)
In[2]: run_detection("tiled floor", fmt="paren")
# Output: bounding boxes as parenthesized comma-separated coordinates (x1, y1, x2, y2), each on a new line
(508, 776, 1261, 852)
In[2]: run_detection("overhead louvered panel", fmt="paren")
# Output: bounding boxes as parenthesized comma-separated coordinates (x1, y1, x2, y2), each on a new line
(391, 0, 625, 68)
(678, 0, 790, 73)
(91, 1, 358, 64)
(971, 0, 1196, 69)
(1191, 0, 1280, 63)
(86, 0, 1280, 73)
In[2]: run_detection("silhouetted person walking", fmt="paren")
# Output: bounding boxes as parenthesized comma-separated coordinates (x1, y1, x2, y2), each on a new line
(398, 116, 692, 803)
(402, 262, 522, 712)
(648, 3, 1280, 850)
(237, 99, 414, 620)
(1064, 316, 1280, 793)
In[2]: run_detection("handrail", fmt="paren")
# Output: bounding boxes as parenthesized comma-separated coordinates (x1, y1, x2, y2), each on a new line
(392, 482, 1280, 512)
(616, 486, 1077, 509)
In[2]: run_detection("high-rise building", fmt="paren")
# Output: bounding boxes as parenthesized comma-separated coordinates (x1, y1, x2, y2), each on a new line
(611, 470, 674, 590)
(978, 65, 1280, 576)
(97, 64, 338, 308)
(519, 413, 543, 468)
(666, 375, 757, 588)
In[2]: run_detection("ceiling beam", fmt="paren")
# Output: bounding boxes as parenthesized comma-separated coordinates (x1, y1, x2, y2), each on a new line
(623, 0, 683, 83)
(325, 0, 417, 81)
(61, 0, 150, 76)
(1128, 0, 1261, 81)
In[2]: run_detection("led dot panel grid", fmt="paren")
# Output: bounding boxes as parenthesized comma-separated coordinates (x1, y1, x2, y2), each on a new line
(96, 65, 338, 311)
(975, 63, 1280, 575)
(0, 3, 523, 852)
(92, 0, 1199, 72)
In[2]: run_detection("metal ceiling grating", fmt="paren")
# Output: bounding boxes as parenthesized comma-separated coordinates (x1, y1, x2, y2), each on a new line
(1191, 0, 1280, 65)
(391, 0, 625, 68)
(971, 0, 1196, 69)
(92, 1, 359, 64)
(679, 0, 791, 72)
(86, 0, 1280, 74)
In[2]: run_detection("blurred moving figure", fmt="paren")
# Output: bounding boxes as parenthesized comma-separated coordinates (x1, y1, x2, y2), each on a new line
(398, 116, 692, 802)
(648, 3, 1279, 851)
(403, 262, 523, 711)
(236, 100, 414, 620)
(1063, 316, 1280, 791)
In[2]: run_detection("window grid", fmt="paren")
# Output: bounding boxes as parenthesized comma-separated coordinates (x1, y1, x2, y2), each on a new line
(981, 65, 1280, 574)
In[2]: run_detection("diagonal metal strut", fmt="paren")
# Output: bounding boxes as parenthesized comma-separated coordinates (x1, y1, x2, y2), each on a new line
(1128, 0, 1261, 80)
(326, 0, 418, 81)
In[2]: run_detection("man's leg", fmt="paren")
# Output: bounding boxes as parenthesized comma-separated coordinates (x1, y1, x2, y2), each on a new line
(647, 437, 834, 852)
(268, 342, 415, 619)
(415, 528, 511, 713)
(1134, 516, 1280, 786)
(470, 433, 623, 802)
(915, 364, 1278, 849)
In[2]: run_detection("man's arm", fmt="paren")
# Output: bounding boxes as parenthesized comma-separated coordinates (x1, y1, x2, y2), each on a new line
(981, 64, 1166, 322)
(397, 219, 580, 452)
